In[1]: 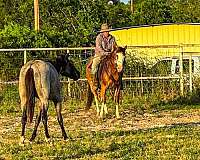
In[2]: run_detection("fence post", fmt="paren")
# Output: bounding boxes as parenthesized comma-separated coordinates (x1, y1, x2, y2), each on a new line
(189, 53, 193, 93)
(67, 49, 71, 97)
(179, 44, 184, 96)
(24, 50, 27, 64)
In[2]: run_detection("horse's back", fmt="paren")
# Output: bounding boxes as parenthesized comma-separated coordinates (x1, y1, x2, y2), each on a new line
(19, 60, 61, 102)
(86, 57, 93, 70)
(86, 57, 94, 80)
(19, 60, 53, 87)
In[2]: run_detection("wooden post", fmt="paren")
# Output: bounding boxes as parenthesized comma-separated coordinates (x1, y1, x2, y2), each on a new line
(34, 0, 39, 31)
(131, 0, 134, 13)
(179, 44, 184, 96)
(189, 53, 193, 93)
(24, 50, 27, 64)
(67, 49, 71, 97)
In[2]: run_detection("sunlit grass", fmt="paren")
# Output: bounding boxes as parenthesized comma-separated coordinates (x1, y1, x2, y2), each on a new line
(1, 124, 200, 159)
(1, 86, 200, 159)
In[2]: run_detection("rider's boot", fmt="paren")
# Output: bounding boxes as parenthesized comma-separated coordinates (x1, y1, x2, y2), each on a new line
(92, 71, 99, 92)
(91, 59, 99, 92)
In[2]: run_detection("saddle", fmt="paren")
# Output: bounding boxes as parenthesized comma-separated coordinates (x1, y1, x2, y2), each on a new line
(87, 56, 106, 76)
(87, 56, 107, 90)
(87, 57, 93, 69)
(88, 55, 123, 90)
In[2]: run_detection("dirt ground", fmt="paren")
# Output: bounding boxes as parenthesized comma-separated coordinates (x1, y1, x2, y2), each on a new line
(1, 108, 200, 137)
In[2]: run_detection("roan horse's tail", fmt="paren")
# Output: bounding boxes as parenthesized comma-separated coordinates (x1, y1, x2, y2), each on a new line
(85, 83, 94, 110)
(25, 68, 35, 123)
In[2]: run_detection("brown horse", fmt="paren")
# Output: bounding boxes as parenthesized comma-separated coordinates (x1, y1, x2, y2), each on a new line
(19, 54, 80, 145)
(86, 46, 126, 118)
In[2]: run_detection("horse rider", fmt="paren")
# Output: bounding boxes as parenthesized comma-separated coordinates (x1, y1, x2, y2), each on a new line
(91, 23, 117, 89)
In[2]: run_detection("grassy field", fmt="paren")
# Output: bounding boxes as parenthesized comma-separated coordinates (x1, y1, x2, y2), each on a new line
(1, 124, 200, 159)
(1, 84, 200, 159)
(1, 101, 200, 159)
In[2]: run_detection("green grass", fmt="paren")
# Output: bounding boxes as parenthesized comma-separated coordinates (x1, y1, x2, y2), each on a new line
(1, 85, 200, 159)
(0, 123, 200, 159)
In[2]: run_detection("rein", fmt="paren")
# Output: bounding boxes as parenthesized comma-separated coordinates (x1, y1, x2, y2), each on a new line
(102, 53, 119, 82)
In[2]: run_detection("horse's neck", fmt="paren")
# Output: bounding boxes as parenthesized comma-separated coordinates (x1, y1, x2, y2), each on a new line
(103, 56, 119, 81)
(49, 61, 61, 73)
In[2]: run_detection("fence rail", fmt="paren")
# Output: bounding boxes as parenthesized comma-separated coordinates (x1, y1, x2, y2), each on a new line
(0, 44, 200, 104)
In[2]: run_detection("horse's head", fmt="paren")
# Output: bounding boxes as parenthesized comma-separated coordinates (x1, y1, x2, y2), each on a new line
(113, 46, 126, 73)
(56, 54, 80, 81)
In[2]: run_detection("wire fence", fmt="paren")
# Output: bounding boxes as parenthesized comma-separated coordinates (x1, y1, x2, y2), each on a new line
(0, 44, 200, 111)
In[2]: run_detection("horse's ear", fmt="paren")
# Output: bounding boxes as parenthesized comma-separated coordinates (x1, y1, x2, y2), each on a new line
(56, 54, 64, 63)
(64, 53, 69, 60)
(112, 45, 118, 52)
(124, 45, 127, 50)
(56, 55, 60, 62)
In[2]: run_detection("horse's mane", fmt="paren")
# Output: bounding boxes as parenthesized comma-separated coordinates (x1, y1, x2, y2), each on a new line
(45, 55, 70, 73)
(98, 47, 125, 81)
(98, 48, 116, 79)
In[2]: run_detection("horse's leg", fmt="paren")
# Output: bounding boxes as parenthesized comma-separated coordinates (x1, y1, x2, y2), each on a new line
(100, 103, 104, 118)
(88, 82, 99, 116)
(104, 104, 108, 115)
(29, 108, 42, 142)
(91, 88, 100, 116)
(94, 96, 100, 116)
(19, 104, 27, 145)
(100, 84, 107, 118)
(54, 101, 68, 140)
(19, 78, 28, 145)
(41, 101, 51, 142)
(34, 70, 51, 142)
(116, 103, 120, 119)
(114, 87, 121, 119)
(85, 84, 94, 110)
(89, 83, 99, 116)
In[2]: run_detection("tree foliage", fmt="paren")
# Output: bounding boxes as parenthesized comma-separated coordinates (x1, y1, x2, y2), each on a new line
(0, 0, 131, 48)
(1, 0, 200, 48)
(133, 0, 172, 24)
(1, 0, 200, 81)
(133, 0, 200, 25)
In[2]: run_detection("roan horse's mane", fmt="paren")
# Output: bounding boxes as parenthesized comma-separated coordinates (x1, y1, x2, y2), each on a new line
(45, 54, 68, 73)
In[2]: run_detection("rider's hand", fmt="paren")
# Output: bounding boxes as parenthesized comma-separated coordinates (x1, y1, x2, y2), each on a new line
(104, 52, 110, 56)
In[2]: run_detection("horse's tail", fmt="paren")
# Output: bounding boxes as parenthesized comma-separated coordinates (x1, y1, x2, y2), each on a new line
(25, 67, 35, 123)
(85, 83, 94, 110)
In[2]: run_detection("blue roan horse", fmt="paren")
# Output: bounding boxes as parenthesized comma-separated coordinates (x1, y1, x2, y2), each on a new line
(19, 54, 80, 145)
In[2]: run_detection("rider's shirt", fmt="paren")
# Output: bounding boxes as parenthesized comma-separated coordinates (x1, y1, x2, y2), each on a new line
(95, 33, 117, 56)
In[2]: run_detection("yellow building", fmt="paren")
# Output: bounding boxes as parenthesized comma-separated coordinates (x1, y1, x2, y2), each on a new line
(110, 23, 200, 59)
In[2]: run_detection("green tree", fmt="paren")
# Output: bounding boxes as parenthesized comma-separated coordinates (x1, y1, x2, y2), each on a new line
(133, 0, 172, 25)
(170, 0, 200, 23)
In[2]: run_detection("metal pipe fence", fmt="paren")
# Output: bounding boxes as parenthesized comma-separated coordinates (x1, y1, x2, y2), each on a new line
(0, 44, 200, 110)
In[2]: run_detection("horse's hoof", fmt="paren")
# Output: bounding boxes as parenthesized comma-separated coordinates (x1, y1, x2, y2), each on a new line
(28, 140, 33, 144)
(19, 142, 25, 147)
(64, 138, 70, 142)
(100, 111, 104, 118)
(45, 137, 51, 143)
(116, 116, 120, 119)
(64, 135, 71, 141)
(45, 137, 54, 146)
(85, 107, 91, 111)
(19, 136, 25, 146)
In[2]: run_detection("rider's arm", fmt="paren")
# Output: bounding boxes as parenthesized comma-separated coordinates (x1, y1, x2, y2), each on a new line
(95, 35, 106, 56)
(112, 36, 118, 51)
